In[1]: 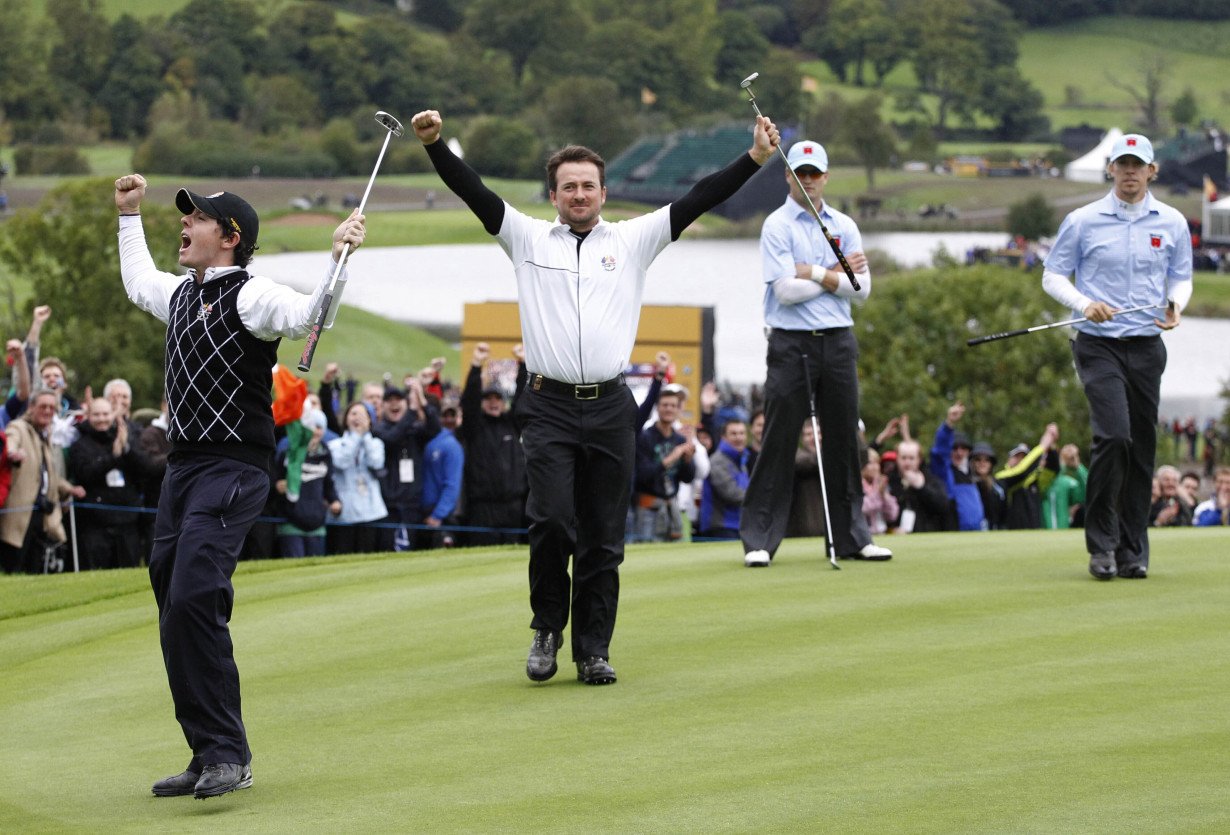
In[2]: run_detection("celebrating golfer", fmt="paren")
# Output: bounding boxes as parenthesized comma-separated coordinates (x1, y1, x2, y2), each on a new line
(410, 108, 779, 685)
(114, 174, 364, 798)
(740, 139, 893, 567)
(1041, 133, 1191, 580)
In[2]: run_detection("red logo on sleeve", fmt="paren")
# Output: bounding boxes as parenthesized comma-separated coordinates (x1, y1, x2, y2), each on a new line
(1150, 234, 1162, 249)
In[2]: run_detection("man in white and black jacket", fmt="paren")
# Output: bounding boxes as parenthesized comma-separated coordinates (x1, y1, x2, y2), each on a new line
(114, 174, 365, 800)
(410, 108, 780, 686)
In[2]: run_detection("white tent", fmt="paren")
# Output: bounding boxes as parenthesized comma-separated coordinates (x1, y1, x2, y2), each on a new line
(1064, 127, 1123, 183)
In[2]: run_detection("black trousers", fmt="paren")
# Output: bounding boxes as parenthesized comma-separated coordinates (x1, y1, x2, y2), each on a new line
(741, 328, 869, 557)
(149, 455, 269, 769)
(1072, 332, 1165, 568)
(516, 384, 637, 662)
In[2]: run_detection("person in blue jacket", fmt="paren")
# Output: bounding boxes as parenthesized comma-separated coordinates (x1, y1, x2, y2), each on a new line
(421, 405, 464, 548)
(930, 401, 986, 531)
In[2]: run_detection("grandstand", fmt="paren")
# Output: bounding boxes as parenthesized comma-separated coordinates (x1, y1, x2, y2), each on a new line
(606, 122, 795, 221)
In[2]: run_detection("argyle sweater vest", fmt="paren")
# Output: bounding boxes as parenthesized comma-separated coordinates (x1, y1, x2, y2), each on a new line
(165, 271, 280, 469)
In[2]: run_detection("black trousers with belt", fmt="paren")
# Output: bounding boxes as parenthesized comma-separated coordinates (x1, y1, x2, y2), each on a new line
(741, 328, 869, 558)
(149, 454, 269, 770)
(515, 380, 637, 663)
(1071, 332, 1165, 568)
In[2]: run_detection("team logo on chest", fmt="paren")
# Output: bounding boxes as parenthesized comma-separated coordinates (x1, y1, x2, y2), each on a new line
(600, 255, 617, 271)
(196, 302, 214, 321)
(1149, 234, 1163, 249)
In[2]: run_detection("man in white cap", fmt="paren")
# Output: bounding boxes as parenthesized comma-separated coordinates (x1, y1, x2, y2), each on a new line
(1042, 133, 1192, 580)
(740, 140, 893, 567)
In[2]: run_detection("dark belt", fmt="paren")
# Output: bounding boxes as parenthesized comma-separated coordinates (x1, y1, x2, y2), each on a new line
(774, 326, 849, 337)
(528, 373, 625, 400)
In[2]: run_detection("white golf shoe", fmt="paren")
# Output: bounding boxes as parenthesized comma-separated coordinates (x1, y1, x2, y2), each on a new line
(744, 549, 771, 567)
(850, 543, 893, 561)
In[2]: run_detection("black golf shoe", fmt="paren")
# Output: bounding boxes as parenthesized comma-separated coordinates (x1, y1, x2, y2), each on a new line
(576, 656, 617, 685)
(193, 763, 252, 799)
(1118, 563, 1148, 579)
(526, 629, 562, 682)
(151, 768, 199, 797)
(1088, 551, 1117, 580)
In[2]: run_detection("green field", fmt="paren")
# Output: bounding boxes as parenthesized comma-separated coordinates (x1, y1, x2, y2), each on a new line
(3, 529, 1229, 832)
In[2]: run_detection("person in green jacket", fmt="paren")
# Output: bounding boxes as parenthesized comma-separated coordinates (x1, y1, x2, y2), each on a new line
(1044, 443, 1089, 529)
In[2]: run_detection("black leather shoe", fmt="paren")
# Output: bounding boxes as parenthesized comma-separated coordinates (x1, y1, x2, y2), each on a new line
(151, 768, 199, 797)
(576, 656, 617, 685)
(193, 763, 252, 799)
(1088, 551, 1116, 580)
(526, 629, 562, 682)
(1119, 563, 1148, 579)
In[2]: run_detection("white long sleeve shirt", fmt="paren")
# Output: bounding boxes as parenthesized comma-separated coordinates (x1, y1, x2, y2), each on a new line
(118, 215, 347, 340)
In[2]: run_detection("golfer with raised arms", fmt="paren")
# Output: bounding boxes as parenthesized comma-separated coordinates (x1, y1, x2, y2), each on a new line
(410, 108, 779, 685)
(114, 174, 364, 798)
(1041, 133, 1191, 580)
(739, 139, 893, 567)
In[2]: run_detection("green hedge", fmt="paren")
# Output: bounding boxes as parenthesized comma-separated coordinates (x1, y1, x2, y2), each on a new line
(13, 145, 91, 175)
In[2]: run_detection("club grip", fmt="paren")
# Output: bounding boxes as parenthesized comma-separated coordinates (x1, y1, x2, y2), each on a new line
(966, 328, 1026, 346)
(821, 228, 861, 291)
(297, 292, 333, 372)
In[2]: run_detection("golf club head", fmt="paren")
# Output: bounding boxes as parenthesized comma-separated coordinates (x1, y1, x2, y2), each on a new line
(740, 72, 759, 89)
(374, 110, 404, 137)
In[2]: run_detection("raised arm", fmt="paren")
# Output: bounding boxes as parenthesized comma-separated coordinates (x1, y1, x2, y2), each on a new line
(412, 110, 505, 235)
(668, 115, 779, 240)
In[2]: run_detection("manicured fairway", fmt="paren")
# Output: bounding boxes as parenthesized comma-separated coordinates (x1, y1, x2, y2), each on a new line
(2, 528, 1228, 832)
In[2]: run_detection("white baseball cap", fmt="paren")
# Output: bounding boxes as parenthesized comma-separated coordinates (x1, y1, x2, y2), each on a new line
(1109, 133, 1154, 165)
(786, 140, 828, 173)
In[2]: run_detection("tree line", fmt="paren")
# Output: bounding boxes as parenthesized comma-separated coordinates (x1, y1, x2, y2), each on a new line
(0, 0, 1072, 180)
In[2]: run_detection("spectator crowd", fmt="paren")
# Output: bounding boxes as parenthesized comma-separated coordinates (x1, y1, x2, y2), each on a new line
(3, 306, 1228, 576)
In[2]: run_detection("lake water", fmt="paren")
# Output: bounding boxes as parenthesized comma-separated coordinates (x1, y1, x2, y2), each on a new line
(260, 232, 1229, 420)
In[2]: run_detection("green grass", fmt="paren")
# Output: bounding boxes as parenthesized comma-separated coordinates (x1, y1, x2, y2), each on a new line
(1021, 18, 1230, 132)
(3, 529, 1230, 832)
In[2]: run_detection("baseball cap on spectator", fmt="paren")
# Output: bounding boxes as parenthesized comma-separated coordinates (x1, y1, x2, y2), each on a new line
(786, 141, 828, 173)
(881, 450, 898, 463)
(1108, 133, 1154, 165)
(175, 188, 259, 247)
(661, 383, 689, 401)
(481, 385, 505, 399)
(382, 386, 406, 400)
(952, 432, 973, 450)
(1008, 443, 1031, 459)
(971, 442, 997, 463)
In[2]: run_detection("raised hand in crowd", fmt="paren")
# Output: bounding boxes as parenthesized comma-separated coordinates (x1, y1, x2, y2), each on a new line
(322, 361, 340, 384)
(1040, 422, 1060, 450)
(512, 343, 524, 362)
(27, 305, 52, 347)
(472, 341, 490, 366)
(874, 415, 901, 448)
(899, 413, 912, 443)
(430, 356, 446, 373)
(946, 401, 965, 427)
(700, 381, 719, 415)
(655, 351, 670, 376)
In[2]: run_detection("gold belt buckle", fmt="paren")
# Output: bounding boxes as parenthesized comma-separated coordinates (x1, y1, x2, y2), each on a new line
(574, 383, 600, 400)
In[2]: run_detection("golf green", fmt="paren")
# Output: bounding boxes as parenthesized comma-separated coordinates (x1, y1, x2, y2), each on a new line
(3, 529, 1228, 832)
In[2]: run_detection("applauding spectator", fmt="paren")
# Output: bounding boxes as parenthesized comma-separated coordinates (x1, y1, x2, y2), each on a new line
(633, 386, 696, 541)
(700, 419, 752, 540)
(1194, 466, 1230, 526)
(68, 397, 145, 569)
(888, 440, 949, 533)
(274, 410, 340, 557)
(1150, 464, 1194, 527)
(860, 447, 899, 535)
(328, 402, 387, 554)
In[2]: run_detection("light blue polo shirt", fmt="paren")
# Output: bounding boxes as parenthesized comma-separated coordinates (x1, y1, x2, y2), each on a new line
(761, 196, 862, 330)
(1044, 191, 1192, 338)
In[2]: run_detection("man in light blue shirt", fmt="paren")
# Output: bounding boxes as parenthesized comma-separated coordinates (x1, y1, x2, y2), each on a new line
(740, 140, 893, 567)
(1042, 132, 1191, 580)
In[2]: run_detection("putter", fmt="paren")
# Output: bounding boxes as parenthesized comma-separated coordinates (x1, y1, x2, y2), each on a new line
(801, 353, 840, 570)
(741, 72, 860, 292)
(966, 304, 1160, 346)
(298, 110, 404, 372)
